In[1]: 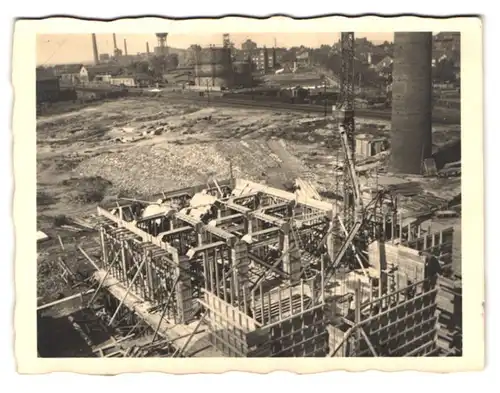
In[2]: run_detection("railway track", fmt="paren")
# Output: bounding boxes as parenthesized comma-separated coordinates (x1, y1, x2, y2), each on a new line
(159, 93, 459, 125)
(73, 87, 460, 125)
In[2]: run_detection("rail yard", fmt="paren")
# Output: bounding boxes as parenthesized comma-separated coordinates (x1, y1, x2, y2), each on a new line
(36, 32, 463, 359)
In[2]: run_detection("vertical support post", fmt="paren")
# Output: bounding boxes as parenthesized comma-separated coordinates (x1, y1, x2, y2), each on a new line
(391, 213, 395, 244)
(278, 288, 283, 320)
(320, 255, 325, 300)
(214, 249, 220, 298)
(259, 283, 265, 325)
(120, 240, 127, 283)
(354, 280, 361, 355)
(100, 228, 108, 268)
(146, 250, 154, 301)
(208, 250, 214, 293)
(398, 212, 402, 242)
(382, 214, 387, 240)
(222, 252, 228, 303)
(378, 268, 384, 300)
(326, 214, 336, 262)
(267, 291, 272, 322)
(246, 215, 253, 235)
(300, 280, 305, 313)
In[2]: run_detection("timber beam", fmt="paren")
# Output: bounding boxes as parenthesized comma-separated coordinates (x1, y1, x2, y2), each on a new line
(186, 241, 227, 260)
(207, 213, 244, 227)
(251, 211, 288, 229)
(231, 192, 261, 204)
(242, 227, 281, 244)
(176, 212, 236, 246)
(157, 226, 194, 238)
(259, 201, 294, 214)
(226, 201, 252, 214)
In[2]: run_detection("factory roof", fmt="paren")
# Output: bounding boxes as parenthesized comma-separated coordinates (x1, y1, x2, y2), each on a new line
(112, 72, 154, 81)
(87, 64, 124, 76)
(53, 63, 85, 74)
(36, 68, 58, 82)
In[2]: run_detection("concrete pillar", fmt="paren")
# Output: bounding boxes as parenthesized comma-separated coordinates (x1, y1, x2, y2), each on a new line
(282, 229, 301, 284)
(378, 240, 388, 297)
(231, 241, 250, 311)
(175, 253, 194, 324)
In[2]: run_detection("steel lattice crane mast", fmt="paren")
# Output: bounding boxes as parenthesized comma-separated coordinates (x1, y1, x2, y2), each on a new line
(336, 32, 356, 231)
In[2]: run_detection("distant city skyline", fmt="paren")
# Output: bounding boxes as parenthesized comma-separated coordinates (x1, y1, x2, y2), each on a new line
(37, 32, 395, 65)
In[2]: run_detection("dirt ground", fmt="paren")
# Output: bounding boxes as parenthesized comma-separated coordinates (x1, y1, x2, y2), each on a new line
(37, 96, 462, 301)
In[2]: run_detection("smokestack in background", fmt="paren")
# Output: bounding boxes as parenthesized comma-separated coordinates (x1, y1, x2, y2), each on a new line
(390, 32, 433, 174)
(146, 42, 150, 55)
(113, 33, 118, 50)
(124, 38, 128, 56)
(91, 33, 99, 65)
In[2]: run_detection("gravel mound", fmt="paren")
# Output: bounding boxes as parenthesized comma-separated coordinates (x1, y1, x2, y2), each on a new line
(74, 139, 316, 196)
(74, 141, 294, 196)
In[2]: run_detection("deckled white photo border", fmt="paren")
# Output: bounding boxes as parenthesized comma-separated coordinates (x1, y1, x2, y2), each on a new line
(13, 15, 484, 374)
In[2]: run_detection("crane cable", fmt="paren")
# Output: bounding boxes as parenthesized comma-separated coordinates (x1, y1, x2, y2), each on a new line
(40, 38, 68, 66)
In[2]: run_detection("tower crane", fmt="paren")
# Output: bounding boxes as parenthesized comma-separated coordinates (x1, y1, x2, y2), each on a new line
(336, 32, 357, 231)
(323, 32, 367, 281)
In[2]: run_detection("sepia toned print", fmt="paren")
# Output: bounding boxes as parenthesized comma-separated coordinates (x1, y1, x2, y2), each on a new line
(14, 16, 483, 373)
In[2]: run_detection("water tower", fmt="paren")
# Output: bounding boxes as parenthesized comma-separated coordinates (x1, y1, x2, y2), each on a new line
(156, 33, 168, 56)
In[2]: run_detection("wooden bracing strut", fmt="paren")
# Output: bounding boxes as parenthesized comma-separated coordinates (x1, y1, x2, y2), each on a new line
(108, 257, 147, 326)
(151, 274, 182, 343)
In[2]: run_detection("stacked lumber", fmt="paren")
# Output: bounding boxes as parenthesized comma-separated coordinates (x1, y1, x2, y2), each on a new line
(436, 276, 462, 355)
(438, 161, 461, 178)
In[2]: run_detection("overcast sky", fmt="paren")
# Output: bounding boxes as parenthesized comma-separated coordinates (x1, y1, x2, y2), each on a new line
(37, 32, 395, 65)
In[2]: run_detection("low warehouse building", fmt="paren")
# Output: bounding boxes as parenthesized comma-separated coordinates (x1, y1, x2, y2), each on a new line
(36, 70, 60, 103)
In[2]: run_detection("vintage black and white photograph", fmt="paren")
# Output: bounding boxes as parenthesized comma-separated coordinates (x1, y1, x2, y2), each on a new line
(12, 16, 483, 372)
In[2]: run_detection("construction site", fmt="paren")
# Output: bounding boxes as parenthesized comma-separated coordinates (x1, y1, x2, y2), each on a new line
(36, 32, 462, 358)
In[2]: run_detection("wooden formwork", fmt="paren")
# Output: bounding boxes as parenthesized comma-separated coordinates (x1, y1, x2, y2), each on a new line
(92, 179, 336, 357)
(247, 304, 329, 357)
(96, 207, 194, 324)
(402, 227, 454, 264)
(201, 281, 329, 358)
(199, 290, 257, 357)
(330, 276, 440, 357)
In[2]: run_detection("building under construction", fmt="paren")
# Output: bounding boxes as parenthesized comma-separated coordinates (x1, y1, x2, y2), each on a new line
(37, 32, 462, 358)
(39, 173, 460, 358)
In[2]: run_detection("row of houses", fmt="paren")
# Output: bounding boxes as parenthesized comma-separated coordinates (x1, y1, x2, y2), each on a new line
(48, 64, 154, 87)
